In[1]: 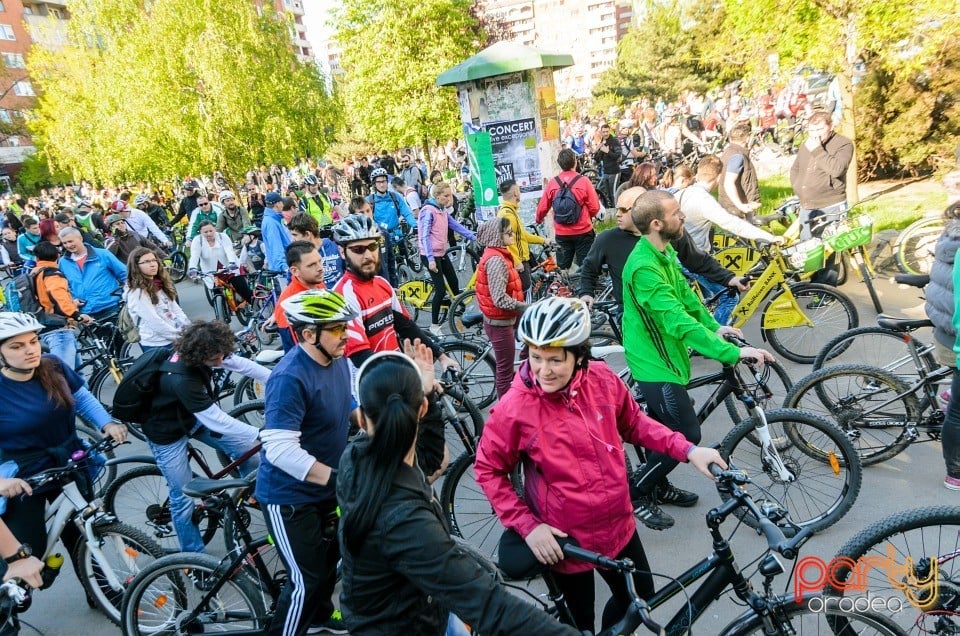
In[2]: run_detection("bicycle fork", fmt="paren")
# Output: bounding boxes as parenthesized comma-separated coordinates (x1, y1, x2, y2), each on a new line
(751, 409, 796, 484)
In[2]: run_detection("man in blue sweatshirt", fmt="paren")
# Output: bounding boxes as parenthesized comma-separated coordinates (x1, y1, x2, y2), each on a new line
(261, 191, 292, 275)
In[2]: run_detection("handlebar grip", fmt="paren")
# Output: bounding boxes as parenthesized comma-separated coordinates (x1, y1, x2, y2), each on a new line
(756, 516, 792, 554)
(562, 544, 621, 571)
(708, 463, 724, 479)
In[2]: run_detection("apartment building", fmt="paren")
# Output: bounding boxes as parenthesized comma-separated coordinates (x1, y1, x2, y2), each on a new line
(478, 0, 633, 100)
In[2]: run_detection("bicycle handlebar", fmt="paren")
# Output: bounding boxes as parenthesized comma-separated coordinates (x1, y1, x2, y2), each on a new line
(23, 437, 125, 489)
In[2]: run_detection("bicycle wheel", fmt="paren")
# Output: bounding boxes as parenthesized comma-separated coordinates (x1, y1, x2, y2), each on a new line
(725, 597, 906, 635)
(440, 339, 497, 410)
(221, 490, 287, 589)
(168, 251, 187, 283)
(763, 283, 859, 364)
(75, 420, 117, 497)
(826, 505, 960, 635)
(439, 384, 484, 460)
(232, 374, 269, 407)
(235, 301, 253, 326)
(74, 520, 166, 624)
(213, 295, 230, 325)
(121, 551, 267, 635)
(440, 453, 505, 563)
(724, 360, 793, 426)
(895, 217, 942, 276)
(249, 315, 277, 347)
(446, 290, 480, 338)
(719, 408, 862, 534)
(814, 326, 938, 384)
(90, 362, 123, 414)
(102, 464, 220, 553)
(782, 364, 922, 465)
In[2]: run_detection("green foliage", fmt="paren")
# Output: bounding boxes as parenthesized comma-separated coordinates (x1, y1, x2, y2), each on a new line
(28, 0, 337, 183)
(15, 147, 72, 194)
(332, 0, 486, 153)
(594, 0, 735, 101)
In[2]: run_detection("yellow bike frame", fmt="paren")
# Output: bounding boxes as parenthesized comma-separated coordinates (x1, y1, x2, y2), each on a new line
(727, 251, 814, 330)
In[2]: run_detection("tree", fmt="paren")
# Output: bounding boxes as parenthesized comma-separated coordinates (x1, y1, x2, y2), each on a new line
(332, 0, 486, 160)
(28, 0, 338, 183)
(593, 0, 735, 101)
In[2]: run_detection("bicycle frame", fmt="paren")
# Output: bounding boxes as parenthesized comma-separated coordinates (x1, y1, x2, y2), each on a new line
(43, 480, 132, 593)
(727, 252, 813, 330)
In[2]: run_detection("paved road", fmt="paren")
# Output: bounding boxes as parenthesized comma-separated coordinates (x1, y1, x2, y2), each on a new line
(25, 273, 950, 634)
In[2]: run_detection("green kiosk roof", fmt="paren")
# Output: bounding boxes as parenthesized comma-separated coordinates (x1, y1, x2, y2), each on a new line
(436, 41, 574, 86)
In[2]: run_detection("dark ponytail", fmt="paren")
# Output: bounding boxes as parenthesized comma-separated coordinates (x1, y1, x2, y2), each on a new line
(342, 359, 424, 553)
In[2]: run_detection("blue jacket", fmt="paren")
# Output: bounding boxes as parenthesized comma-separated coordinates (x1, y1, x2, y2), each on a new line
(367, 190, 417, 233)
(59, 244, 126, 314)
(261, 209, 292, 273)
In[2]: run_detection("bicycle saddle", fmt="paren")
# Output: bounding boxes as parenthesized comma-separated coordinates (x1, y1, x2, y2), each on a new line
(894, 273, 930, 288)
(460, 311, 483, 329)
(255, 349, 285, 364)
(183, 476, 253, 498)
(876, 315, 932, 332)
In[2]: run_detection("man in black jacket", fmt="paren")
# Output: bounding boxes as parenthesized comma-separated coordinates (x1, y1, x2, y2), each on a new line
(592, 122, 621, 208)
(578, 187, 747, 313)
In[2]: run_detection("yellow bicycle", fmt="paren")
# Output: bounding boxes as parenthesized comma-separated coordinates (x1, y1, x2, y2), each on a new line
(397, 268, 478, 336)
(700, 241, 859, 364)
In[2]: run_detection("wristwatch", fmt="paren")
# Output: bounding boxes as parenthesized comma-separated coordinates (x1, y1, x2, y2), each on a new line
(4, 544, 31, 563)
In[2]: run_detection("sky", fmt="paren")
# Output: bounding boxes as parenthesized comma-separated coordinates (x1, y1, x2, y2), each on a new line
(302, 0, 335, 66)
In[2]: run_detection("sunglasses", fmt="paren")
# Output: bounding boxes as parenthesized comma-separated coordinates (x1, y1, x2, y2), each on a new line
(616, 207, 630, 215)
(198, 202, 210, 206)
(320, 324, 348, 336)
(346, 242, 380, 255)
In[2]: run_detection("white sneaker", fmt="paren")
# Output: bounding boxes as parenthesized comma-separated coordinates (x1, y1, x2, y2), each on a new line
(429, 324, 444, 337)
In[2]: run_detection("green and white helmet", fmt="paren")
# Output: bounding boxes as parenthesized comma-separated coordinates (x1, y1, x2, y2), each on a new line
(281, 289, 358, 326)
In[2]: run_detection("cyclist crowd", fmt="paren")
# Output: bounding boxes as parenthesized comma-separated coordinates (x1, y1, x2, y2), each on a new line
(1, 89, 953, 636)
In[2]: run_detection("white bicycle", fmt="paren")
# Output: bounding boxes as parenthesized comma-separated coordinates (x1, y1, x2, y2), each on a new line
(19, 437, 164, 625)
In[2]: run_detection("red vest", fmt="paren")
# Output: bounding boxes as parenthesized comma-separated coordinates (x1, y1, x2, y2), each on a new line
(476, 246, 524, 321)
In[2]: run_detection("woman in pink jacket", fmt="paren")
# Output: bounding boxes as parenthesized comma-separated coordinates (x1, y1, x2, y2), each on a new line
(474, 297, 724, 633)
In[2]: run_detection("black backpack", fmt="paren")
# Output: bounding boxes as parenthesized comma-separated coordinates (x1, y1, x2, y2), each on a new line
(111, 348, 175, 423)
(551, 175, 584, 225)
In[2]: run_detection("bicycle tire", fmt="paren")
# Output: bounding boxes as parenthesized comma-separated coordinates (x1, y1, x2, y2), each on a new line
(813, 326, 938, 384)
(121, 551, 267, 635)
(446, 290, 480, 338)
(723, 360, 793, 427)
(439, 383, 484, 460)
(249, 315, 277, 347)
(782, 364, 922, 465)
(763, 283, 859, 364)
(723, 597, 906, 635)
(168, 251, 187, 283)
(441, 453, 507, 563)
(102, 464, 220, 553)
(118, 341, 144, 364)
(825, 505, 960, 635)
(440, 339, 497, 410)
(74, 520, 166, 624)
(719, 408, 861, 534)
(232, 374, 268, 407)
(90, 363, 123, 414)
(235, 300, 254, 326)
(895, 216, 942, 276)
(75, 420, 117, 497)
(213, 294, 230, 325)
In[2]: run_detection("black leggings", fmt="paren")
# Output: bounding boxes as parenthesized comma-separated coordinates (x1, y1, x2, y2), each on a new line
(1, 487, 83, 576)
(632, 382, 700, 495)
(422, 254, 460, 325)
(552, 531, 653, 632)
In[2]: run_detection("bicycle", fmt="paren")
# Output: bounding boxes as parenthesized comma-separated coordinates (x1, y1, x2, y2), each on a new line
(715, 241, 859, 364)
(398, 264, 478, 331)
(19, 437, 165, 624)
(441, 337, 856, 561)
(500, 466, 899, 636)
(102, 401, 267, 553)
(119, 475, 285, 635)
(244, 269, 284, 346)
(162, 224, 188, 283)
(825, 505, 960, 635)
(783, 315, 951, 465)
(196, 269, 253, 326)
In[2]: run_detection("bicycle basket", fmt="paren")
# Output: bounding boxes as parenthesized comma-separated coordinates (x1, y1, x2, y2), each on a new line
(822, 215, 874, 252)
(782, 238, 825, 273)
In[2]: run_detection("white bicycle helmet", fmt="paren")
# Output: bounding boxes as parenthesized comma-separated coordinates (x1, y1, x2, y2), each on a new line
(517, 297, 592, 348)
(303, 174, 320, 186)
(281, 289, 358, 326)
(0, 312, 43, 342)
(218, 190, 236, 203)
(370, 167, 388, 180)
(333, 215, 381, 245)
(133, 193, 150, 207)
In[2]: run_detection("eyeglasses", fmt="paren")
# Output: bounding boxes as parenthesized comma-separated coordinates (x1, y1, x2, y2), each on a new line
(346, 242, 380, 255)
(374, 179, 387, 184)
(320, 324, 348, 336)
(138, 258, 159, 265)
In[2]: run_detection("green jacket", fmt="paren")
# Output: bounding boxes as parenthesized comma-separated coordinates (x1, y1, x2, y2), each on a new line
(622, 236, 739, 385)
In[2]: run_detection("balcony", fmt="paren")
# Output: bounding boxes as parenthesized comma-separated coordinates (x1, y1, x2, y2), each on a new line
(284, 0, 305, 16)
